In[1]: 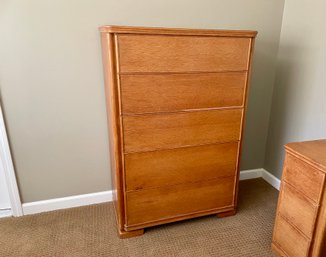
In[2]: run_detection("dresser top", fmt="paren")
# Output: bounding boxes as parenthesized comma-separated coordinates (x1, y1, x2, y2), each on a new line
(99, 25, 257, 38)
(285, 140, 326, 172)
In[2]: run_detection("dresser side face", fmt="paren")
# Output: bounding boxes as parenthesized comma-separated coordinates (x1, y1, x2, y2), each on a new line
(100, 32, 126, 233)
(101, 26, 257, 236)
(233, 37, 255, 208)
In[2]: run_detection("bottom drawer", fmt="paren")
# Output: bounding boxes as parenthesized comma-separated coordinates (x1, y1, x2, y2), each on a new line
(273, 215, 311, 257)
(126, 177, 235, 227)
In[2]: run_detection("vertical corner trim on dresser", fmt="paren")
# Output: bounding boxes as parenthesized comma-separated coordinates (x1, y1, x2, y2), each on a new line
(272, 140, 326, 257)
(100, 25, 257, 238)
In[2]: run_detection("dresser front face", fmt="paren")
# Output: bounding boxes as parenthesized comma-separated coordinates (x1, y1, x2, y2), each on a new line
(101, 28, 256, 233)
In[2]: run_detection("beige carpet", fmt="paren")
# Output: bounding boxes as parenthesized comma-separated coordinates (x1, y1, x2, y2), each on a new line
(0, 178, 278, 257)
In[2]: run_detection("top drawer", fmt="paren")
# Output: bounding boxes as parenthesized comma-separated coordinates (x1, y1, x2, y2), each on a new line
(117, 35, 251, 73)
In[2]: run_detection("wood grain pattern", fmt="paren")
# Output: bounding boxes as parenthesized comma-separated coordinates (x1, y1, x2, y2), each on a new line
(125, 177, 235, 228)
(120, 72, 247, 114)
(100, 25, 258, 38)
(117, 35, 251, 73)
(273, 215, 311, 257)
(278, 182, 318, 238)
(283, 153, 324, 203)
(123, 109, 243, 153)
(272, 140, 326, 257)
(125, 142, 239, 191)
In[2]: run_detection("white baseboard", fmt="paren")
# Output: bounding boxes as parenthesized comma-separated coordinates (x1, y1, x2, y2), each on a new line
(261, 169, 281, 190)
(22, 190, 113, 215)
(239, 168, 263, 180)
(0, 208, 12, 218)
(21, 169, 280, 216)
(240, 168, 281, 191)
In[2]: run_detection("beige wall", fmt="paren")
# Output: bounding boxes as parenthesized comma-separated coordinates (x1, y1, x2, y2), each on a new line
(264, 0, 326, 178)
(0, 0, 285, 202)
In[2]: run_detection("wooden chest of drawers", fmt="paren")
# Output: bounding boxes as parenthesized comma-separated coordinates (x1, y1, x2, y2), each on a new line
(100, 26, 257, 238)
(272, 140, 326, 257)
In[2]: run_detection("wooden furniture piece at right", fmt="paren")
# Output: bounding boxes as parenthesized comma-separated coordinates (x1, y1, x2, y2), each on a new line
(272, 140, 326, 257)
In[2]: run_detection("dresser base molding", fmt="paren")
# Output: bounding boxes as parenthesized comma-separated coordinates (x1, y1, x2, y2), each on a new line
(216, 209, 237, 218)
(124, 206, 236, 231)
(118, 228, 144, 239)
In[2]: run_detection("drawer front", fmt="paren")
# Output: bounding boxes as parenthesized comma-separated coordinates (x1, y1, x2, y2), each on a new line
(273, 215, 311, 257)
(120, 72, 247, 114)
(278, 182, 318, 238)
(125, 142, 239, 191)
(283, 153, 325, 203)
(118, 35, 251, 73)
(123, 109, 243, 153)
(126, 177, 235, 227)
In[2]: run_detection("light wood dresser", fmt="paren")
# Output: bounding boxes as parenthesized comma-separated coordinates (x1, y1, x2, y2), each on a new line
(100, 26, 257, 238)
(272, 140, 326, 257)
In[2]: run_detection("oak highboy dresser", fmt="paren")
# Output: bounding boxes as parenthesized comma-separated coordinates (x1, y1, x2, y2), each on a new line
(100, 26, 257, 238)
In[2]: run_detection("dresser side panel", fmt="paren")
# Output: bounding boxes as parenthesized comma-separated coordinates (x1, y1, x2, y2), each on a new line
(234, 38, 255, 208)
(100, 32, 126, 231)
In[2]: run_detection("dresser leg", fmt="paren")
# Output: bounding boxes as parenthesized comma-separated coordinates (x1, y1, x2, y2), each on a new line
(216, 209, 236, 218)
(118, 228, 144, 239)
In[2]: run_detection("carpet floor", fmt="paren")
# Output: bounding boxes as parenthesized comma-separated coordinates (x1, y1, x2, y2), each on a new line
(0, 178, 278, 257)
